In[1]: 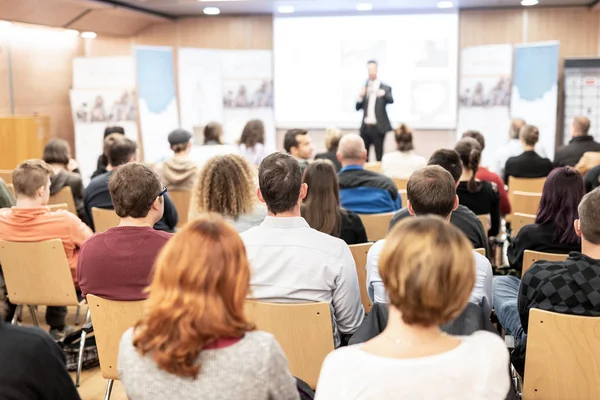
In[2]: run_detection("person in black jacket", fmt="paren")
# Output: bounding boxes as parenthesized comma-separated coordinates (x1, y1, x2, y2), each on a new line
(301, 160, 367, 245)
(314, 127, 342, 171)
(504, 125, 553, 183)
(584, 164, 600, 193)
(92, 126, 125, 179)
(554, 116, 600, 167)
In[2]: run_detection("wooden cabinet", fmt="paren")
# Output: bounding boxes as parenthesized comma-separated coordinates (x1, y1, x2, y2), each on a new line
(0, 115, 50, 169)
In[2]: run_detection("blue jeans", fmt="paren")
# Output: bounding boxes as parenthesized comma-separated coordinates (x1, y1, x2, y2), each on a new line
(493, 275, 527, 346)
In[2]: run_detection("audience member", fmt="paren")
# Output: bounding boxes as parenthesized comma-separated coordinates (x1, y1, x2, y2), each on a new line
(239, 119, 268, 166)
(504, 125, 553, 183)
(190, 122, 239, 168)
(495, 118, 547, 177)
(84, 136, 178, 233)
(119, 216, 300, 400)
(189, 154, 266, 233)
(314, 127, 343, 171)
(494, 188, 600, 371)
(0, 178, 14, 208)
(575, 151, 600, 177)
(154, 129, 198, 191)
(301, 160, 367, 245)
(77, 163, 172, 301)
(455, 138, 500, 237)
(367, 166, 493, 317)
(462, 130, 511, 215)
(585, 164, 600, 193)
(283, 128, 313, 173)
(554, 116, 600, 167)
(92, 126, 125, 179)
(338, 133, 401, 214)
(316, 217, 509, 400)
(507, 167, 583, 271)
(42, 138, 87, 223)
(390, 149, 488, 251)
(381, 123, 426, 179)
(241, 153, 364, 347)
(0, 160, 92, 339)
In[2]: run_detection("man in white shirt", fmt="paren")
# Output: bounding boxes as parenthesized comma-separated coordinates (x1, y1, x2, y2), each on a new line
(366, 165, 494, 317)
(495, 118, 547, 177)
(241, 152, 364, 347)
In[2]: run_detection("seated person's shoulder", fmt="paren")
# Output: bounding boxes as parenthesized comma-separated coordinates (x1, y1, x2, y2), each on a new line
(2, 324, 61, 357)
(466, 331, 508, 360)
(150, 229, 174, 242)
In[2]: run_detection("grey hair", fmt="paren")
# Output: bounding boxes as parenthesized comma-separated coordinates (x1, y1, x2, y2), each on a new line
(338, 133, 366, 161)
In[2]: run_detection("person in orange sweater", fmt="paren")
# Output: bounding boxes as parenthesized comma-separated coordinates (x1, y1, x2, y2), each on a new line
(0, 159, 92, 339)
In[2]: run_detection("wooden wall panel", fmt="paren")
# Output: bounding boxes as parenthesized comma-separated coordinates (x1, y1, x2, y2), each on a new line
(87, 36, 132, 57)
(0, 33, 11, 116)
(134, 22, 178, 47)
(459, 9, 524, 48)
(178, 16, 272, 49)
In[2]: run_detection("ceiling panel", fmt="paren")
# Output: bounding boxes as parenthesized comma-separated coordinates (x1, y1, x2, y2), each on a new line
(0, 0, 108, 27)
(70, 6, 168, 36)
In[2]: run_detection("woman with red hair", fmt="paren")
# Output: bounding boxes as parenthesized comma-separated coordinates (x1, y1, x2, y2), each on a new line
(118, 215, 299, 400)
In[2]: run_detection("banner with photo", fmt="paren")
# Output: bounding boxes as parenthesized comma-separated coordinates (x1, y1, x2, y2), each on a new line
(510, 42, 560, 160)
(135, 46, 180, 164)
(457, 44, 513, 168)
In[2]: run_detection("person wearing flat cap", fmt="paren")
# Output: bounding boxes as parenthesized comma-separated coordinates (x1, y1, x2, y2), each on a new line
(154, 129, 199, 191)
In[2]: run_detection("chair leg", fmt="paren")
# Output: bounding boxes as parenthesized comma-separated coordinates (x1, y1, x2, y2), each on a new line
(76, 309, 91, 388)
(104, 379, 114, 400)
(11, 304, 22, 325)
(74, 305, 80, 325)
(27, 305, 39, 327)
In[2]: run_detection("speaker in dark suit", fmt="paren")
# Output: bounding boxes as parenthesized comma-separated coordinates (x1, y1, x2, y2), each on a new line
(355, 60, 394, 161)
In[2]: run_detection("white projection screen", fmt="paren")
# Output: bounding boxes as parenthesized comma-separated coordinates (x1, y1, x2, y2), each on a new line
(273, 13, 459, 129)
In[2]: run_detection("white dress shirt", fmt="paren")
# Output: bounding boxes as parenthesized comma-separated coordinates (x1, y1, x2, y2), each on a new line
(364, 80, 380, 125)
(365, 240, 493, 317)
(381, 150, 428, 179)
(241, 216, 365, 347)
(494, 139, 548, 177)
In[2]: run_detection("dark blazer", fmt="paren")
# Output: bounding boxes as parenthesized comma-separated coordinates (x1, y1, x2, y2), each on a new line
(457, 181, 501, 237)
(554, 136, 600, 167)
(504, 150, 554, 183)
(584, 165, 600, 193)
(314, 150, 342, 171)
(49, 169, 88, 224)
(356, 82, 393, 134)
(339, 210, 368, 245)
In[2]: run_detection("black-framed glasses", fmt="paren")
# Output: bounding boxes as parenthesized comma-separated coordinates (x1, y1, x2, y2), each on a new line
(158, 187, 167, 197)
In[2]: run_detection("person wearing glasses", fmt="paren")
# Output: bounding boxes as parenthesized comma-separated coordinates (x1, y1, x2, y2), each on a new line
(77, 163, 173, 301)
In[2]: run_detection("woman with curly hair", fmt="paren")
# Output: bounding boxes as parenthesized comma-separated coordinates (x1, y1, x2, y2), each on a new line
(188, 154, 267, 233)
(118, 215, 300, 400)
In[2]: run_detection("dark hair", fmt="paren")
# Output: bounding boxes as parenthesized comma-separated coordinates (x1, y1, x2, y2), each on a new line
(104, 126, 125, 138)
(462, 130, 485, 151)
(239, 120, 265, 148)
(579, 187, 600, 245)
(407, 166, 456, 218)
(109, 163, 162, 218)
(536, 167, 583, 245)
(454, 138, 482, 193)
(283, 129, 308, 154)
(258, 152, 301, 214)
(395, 124, 414, 152)
(108, 137, 137, 167)
(427, 149, 462, 183)
(43, 138, 70, 166)
(520, 125, 540, 146)
(100, 128, 125, 168)
(367, 60, 378, 65)
(301, 160, 343, 237)
(204, 123, 223, 144)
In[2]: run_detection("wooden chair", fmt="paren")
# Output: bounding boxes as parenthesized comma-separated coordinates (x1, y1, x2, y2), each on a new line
(86, 294, 147, 400)
(474, 248, 486, 257)
(511, 213, 536, 237)
(349, 243, 374, 313)
(48, 203, 68, 212)
(245, 301, 334, 389)
(364, 162, 381, 173)
(512, 191, 542, 216)
(399, 189, 407, 208)
(523, 309, 600, 399)
(91, 208, 120, 233)
(0, 169, 12, 184)
(392, 177, 408, 191)
(477, 214, 490, 235)
(168, 190, 192, 228)
(522, 250, 568, 276)
(508, 176, 546, 194)
(358, 212, 395, 241)
(48, 186, 77, 215)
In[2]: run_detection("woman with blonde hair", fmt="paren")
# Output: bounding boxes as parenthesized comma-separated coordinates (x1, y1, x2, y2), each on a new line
(188, 154, 266, 233)
(315, 216, 509, 399)
(381, 123, 426, 178)
(118, 216, 300, 400)
(315, 127, 343, 171)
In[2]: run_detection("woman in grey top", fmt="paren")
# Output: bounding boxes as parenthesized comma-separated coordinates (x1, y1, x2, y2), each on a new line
(118, 215, 299, 400)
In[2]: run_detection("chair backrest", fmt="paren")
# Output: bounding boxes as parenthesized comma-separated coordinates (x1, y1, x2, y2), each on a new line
(358, 212, 395, 241)
(512, 212, 536, 237)
(477, 214, 490, 236)
(399, 189, 407, 208)
(48, 203, 69, 212)
(474, 248, 486, 257)
(48, 186, 77, 215)
(91, 207, 120, 233)
(0, 169, 13, 184)
(364, 162, 381, 173)
(349, 243, 374, 313)
(0, 239, 78, 306)
(168, 190, 191, 228)
(86, 294, 147, 380)
(522, 250, 568, 276)
(508, 176, 546, 194)
(245, 300, 334, 389)
(524, 309, 600, 400)
(392, 177, 408, 191)
(512, 191, 542, 216)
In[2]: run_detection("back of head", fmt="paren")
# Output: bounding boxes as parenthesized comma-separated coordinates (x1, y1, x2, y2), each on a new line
(573, 116, 591, 137)
(283, 128, 308, 154)
(43, 138, 70, 166)
(108, 137, 137, 167)
(427, 149, 462, 183)
(194, 154, 254, 218)
(407, 166, 456, 218)
(324, 127, 342, 152)
(168, 129, 192, 154)
(579, 188, 600, 245)
(13, 159, 53, 199)
(258, 152, 301, 214)
(379, 216, 475, 326)
(509, 119, 526, 139)
(394, 123, 414, 152)
(338, 133, 366, 164)
(454, 138, 482, 193)
(520, 125, 540, 146)
(461, 130, 485, 151)
(240, 119, 265, 148)
(204, 122, 223, 144)
(104, 126, 125, 138)
(109, 163, 162, 219)
(301, 160, 341, 236)
(537, 167, 583, 245)
(133, 215, 253, 378)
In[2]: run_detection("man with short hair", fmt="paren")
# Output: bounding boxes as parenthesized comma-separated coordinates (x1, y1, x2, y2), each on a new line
(554, 116, 600, 167)
(337, 133, 401, 214)
(241, 152, 364, 347)
(504, 124, 553, 183)
(283, 128, 313, 173)
(389, 149, 489, 251)
(495, 118, 548, 177)
(0, 159, 92, 339)
(367, 166, 493, 317)
(154, 129, 198, 191)
(84, 136, 178, 232)
(78, 163, 172, 301)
